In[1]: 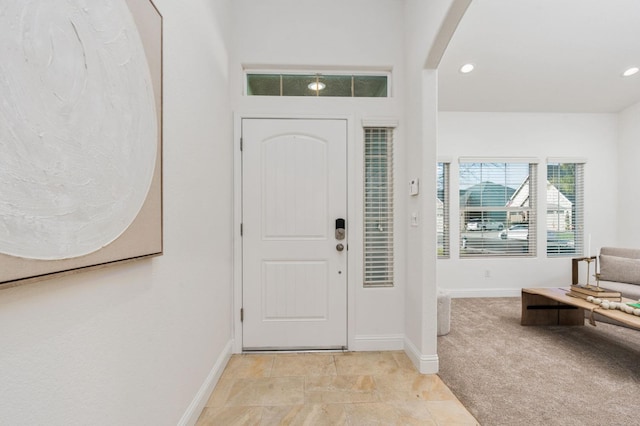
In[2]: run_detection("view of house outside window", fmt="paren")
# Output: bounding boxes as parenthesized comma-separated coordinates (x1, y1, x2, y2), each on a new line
(459, 161, 537, 257)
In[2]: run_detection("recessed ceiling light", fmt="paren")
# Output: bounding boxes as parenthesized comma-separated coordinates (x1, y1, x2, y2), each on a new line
(308, 81, 326, 91)
(459, 63, 475, 74)
(622, 67, 639, 77)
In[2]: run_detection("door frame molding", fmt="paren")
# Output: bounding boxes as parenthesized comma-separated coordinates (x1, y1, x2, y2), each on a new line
(232, 113, 357, 353)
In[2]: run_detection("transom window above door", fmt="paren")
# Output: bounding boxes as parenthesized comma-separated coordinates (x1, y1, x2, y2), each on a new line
(245, 72, 390, 97)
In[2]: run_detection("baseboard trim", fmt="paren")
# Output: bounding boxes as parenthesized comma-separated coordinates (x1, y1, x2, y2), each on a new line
(404, 338, 439, 374)
(178, 340, 233, 426)
(352, 334, 404, 351)
(447, 288, 522, 298)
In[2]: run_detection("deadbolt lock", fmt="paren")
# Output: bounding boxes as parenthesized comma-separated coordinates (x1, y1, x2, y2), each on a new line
(335, 218, 346, 240)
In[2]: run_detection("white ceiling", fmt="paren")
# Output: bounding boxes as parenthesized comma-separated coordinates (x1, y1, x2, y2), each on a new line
(438, 0, 640, 113)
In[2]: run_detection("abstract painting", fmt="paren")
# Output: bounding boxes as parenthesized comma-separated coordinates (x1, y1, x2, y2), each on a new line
(0, 0, 162, 287)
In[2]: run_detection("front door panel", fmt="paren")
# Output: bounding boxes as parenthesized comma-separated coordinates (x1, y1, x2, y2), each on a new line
(242, 119, 347, 350)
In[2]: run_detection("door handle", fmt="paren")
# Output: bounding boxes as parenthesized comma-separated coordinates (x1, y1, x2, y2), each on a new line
(336, 243, 344, 252)
(335, 218, 346, 240)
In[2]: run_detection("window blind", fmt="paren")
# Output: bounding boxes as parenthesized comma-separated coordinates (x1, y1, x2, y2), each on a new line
(546, 162, 584, 257)
(459, 161, 537, 257)
(437, 162, 450, 258)
(364, 128, 394, 287)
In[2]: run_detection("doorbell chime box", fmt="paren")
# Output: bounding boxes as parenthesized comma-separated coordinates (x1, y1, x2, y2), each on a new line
(409, 178, 419, 196)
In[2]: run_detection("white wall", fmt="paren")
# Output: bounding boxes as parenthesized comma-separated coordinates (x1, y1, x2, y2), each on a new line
(0, 1, 234, 425)
(230, 0, 407, 351)
(437, 112, 618, 297)
(617, 101, 640, 247)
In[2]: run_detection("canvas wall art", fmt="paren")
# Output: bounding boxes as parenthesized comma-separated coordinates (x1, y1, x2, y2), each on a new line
(0, 0, 162, 288)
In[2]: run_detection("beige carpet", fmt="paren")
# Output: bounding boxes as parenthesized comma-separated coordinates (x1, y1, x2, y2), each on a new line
(437, 297, 640, 426)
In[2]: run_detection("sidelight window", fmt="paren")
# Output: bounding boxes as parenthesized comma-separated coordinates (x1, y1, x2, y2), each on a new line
(364, 128, 394, 287)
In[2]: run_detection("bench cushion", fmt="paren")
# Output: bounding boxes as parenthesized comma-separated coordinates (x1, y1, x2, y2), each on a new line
(599, 254, 640, 285)
(600, 247, 640, 259)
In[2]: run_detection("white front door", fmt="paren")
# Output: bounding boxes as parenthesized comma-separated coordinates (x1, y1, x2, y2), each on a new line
(242, 118, 347, 350)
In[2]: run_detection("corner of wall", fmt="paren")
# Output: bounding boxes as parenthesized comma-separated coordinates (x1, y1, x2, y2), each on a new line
(178, 339, 234, 426)
(404, 337, 439, 374)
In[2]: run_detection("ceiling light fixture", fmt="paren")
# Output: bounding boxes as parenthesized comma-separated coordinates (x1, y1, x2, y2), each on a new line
(459, 63, 475, 74)
(308, 81, 326, 91)
(622, 67, 639, 77)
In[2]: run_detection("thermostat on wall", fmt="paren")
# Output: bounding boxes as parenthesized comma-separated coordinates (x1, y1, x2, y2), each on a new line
(409, 178, 419, 196)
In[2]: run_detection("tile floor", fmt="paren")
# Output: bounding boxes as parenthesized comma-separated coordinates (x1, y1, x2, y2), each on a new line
(196, 351, 478, 425)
